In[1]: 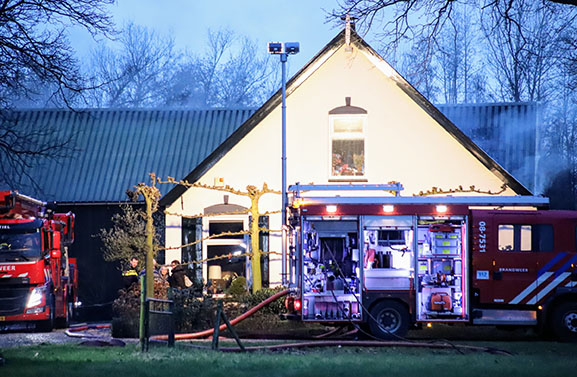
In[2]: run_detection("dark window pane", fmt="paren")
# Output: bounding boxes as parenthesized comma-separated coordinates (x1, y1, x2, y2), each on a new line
(259, 216, 269, 288)
(377, 230, 406, 246)
(533, 224, 553, 252)
(209, 222, 244, 239)
(182, 217, 202, 280)
(207, 245, 247, 278)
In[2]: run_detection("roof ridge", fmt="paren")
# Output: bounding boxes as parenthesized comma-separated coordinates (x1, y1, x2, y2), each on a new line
(6, 107, 259, 113)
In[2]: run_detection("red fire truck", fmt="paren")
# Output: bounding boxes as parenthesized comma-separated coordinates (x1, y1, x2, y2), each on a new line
(284, 184, 577, 341)
(0, 191, 78, 331)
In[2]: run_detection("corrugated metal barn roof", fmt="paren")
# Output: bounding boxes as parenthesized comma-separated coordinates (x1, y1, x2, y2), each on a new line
(3, 102, 537, 204)
(4, 108, 256, 203)
(437, 102, 538, 191)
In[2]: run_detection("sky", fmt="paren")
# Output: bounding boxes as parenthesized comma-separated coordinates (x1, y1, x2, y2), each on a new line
(70, 0, 349, 74)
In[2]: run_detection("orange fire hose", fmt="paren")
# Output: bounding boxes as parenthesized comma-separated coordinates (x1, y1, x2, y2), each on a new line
(151, 289, 290, 342)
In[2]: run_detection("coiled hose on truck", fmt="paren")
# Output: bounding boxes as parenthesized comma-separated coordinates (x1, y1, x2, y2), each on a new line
(150, 289, 290, 342)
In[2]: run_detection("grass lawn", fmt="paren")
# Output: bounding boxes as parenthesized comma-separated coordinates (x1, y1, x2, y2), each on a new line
(1, 340, 576, 377)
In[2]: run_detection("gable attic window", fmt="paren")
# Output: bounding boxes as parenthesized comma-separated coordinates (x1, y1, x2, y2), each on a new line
(329, 97, 367, 178)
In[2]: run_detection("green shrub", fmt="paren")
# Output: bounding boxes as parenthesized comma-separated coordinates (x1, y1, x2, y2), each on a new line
(241, 286, 286, 316)
(111, 282, 289, 337)
(111, 284, 142, 337)
(226, 276, 248, 296)
(170, 288, 214, 333)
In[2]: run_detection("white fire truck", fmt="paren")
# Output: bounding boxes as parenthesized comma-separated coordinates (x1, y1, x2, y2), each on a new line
(284, 183, 577, 341)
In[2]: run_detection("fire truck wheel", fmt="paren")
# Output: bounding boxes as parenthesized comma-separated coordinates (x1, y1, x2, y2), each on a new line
(368, 300, 410, 339)
(552, 301, 577, 342)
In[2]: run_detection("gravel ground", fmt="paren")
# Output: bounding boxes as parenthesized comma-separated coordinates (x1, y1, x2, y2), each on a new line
(0, 324, 139, 349)
(0, 328, 84, 348)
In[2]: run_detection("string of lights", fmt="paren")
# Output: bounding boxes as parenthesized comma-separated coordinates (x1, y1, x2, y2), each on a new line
(162, 230, 250, 250)
(164, 209, 281, 219)
(415, 184, 508, 196)
(151, 175, 282, 292)
(157, 177, 281, 196)
(164, 209, 249, 219)
(172, 250, 283, 268)
(162, 225, 282, 251)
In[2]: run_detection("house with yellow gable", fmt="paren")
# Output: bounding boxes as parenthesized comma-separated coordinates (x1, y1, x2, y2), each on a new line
(159, 25, 532, 288)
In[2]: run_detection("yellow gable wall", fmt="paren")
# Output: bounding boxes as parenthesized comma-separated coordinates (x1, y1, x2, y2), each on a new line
(165, 41, 518, 284)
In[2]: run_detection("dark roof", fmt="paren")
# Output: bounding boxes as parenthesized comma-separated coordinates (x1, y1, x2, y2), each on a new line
(4, 108, 255, 203)
(437, 102, 538, 192)
(160, 29, 531, 207)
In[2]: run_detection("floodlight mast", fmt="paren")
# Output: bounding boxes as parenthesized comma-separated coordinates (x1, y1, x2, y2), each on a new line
(268, 41, 299, 286)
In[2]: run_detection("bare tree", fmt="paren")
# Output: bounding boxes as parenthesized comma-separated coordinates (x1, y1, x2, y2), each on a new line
(90, 27, 278, 109)
(218, 38, 277, 106)
(164, 29, 235, 108)
(0, 0, 114, 108)
(0, 111, 76, 193)
(334, 1, 577, 72)
(539, 30, 577, 205)
(334, 1, 577, 36)
(480, 1, 572, 102)
(434, 3, 479, 104)
(540, 71, 577, 206)
(87, 23, 178, 108)
(561, 32, 577, 90)
(0, 0, 113, 190)
(394, 3, 485, 104)
(396, 38, 439, 102)
(164, 29, 279, 108)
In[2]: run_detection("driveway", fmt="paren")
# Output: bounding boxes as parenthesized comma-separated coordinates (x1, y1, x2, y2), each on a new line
(0, 325, 138, 348)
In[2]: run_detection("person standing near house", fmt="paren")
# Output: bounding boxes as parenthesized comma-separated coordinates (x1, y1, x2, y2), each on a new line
(122, 256, 140, 289)
(156, 265, 170, 284)
(169, 260, 187, 289)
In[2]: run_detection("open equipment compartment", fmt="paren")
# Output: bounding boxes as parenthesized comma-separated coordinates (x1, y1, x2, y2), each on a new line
(416, 215, 469, 322)
(362, 215, 414, 292)
(300, 217, 362, 321)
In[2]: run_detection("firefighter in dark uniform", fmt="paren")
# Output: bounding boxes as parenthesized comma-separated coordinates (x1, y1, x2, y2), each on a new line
(122, 256, 140, 289)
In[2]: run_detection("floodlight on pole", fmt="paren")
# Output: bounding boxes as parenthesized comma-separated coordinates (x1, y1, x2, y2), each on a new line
(268, 41, 299, 286)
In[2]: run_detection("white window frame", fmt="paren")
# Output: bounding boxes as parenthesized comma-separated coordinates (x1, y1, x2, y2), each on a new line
(202, 215, 249, 283)
(329, 114, 367, 179)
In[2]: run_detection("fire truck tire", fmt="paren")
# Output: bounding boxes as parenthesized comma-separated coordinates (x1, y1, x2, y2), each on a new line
(36, 297, 55, 332)
(552, 301, 577, 342)
(368, 300, 410, 339)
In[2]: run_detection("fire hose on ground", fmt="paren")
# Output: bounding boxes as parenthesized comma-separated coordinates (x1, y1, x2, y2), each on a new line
(150, 288, 290, 342)
(62, 289, 511, 355)
(148, 288, 509, 356)
(65, 323, 112, 338)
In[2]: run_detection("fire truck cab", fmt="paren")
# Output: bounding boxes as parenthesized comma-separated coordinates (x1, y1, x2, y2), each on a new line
(285, 183, 577, 341)
(0, 191, 78, 331)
